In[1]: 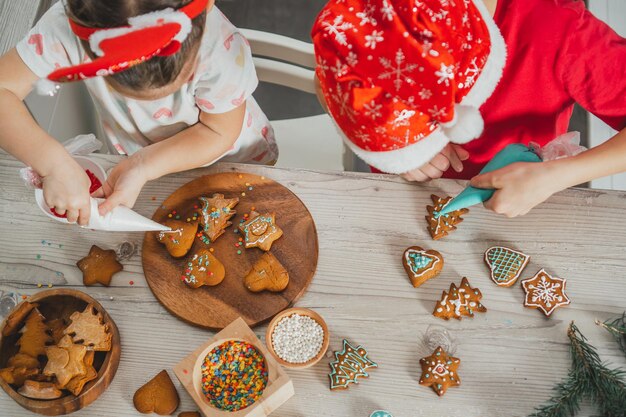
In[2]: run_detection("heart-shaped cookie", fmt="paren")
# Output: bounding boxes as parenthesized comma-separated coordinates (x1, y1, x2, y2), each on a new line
(244, 252, 289, 292)
(402, 246, 443, 287)
(157, 220, 198, 258)
(133, 370, 180, 415)
(182, 249, 225, 288)
(484, 246, 529, 287)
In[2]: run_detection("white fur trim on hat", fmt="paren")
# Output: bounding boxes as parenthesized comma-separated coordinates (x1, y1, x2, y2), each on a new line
(442, 104, 484, 144)
(89, 9, 192, 56)
(461, 0, 507, 108)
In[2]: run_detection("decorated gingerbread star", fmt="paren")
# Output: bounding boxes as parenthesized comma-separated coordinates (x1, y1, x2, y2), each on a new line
(521, 269, 570, 317)
(419, 346, 461, 396)
(77, 245, 123, 286)
(484, 246, 530, 287)
(426, 195, 469, 240)
(239, 211, 283, 251)
(198, 194, 239, 242)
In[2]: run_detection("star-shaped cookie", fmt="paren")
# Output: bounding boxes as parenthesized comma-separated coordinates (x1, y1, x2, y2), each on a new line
(43, 335, 87, 388)
(521, 269, 570, 317)
(484, 246, 530, 287)
(77, 245, 123, 286)
(239, 211, 283, 251)
(433, 277, 487, 320)
(419, 346, 461, 396)
(426, 195, 469, 240)
(198, 194, 239, 242)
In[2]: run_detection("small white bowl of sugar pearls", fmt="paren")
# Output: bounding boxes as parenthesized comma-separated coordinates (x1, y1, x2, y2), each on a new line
(266, 307, 329, 369)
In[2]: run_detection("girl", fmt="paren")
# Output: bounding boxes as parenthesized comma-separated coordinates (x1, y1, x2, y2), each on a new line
(0, 0, 277, 225)
(313, 0, 626, 217)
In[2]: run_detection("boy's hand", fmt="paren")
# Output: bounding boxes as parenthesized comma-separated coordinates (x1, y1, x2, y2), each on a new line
(92, 155, 148, 216)
(470, 162, 560, 217)
(402, 144, 469, 181)
(42, 162, 91, 225)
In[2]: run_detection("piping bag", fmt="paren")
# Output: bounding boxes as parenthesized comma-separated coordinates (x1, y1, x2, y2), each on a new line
(436, 132, 587, 217)
(23, 134, 170, 232)
(436, 143, 541, 217)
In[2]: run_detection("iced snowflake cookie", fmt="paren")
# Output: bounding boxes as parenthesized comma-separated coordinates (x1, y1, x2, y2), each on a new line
(484, 246, 530, 287)
(521, 269, 570, 317)
(181, 249, 225, 289)
(329, 340, 377, 390)
(402, 246, 443, 288)
(198, 194, 239, 242)
(157, 220, 198, 258)
(419, 346, 461, 396)
(426, 195, 469, 240)
(244, 252, 289, 292)
(433, 277, 487, 320)
(239, 211, 283, 251)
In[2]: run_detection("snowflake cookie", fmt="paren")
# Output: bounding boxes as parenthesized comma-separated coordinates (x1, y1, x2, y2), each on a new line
(433, 277, 487, 320)
(521, 269, 570, 317)
(484, 246, 530, 287)
(402, 246, 443, 288)
(419, 346, 461, 396)
(426, 195, 469, 240)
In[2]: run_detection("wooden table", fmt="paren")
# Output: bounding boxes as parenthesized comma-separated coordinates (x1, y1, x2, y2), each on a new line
(1, 151, 625, 417)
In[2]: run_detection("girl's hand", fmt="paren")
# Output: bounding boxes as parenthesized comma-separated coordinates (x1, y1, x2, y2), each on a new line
(42, 162, 92, 225)
(92, 154, 148, 216)
(470, 162, 561, 217)
(402, 144, 469, 181)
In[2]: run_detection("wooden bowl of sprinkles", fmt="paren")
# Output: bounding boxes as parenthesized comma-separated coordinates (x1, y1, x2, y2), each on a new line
(265, 307, 329, 369)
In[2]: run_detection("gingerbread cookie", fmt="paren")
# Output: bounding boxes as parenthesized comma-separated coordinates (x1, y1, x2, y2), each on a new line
(521, 269, 570, 317)
(47, 318, 67, 345)
(64, 304, 112, 351)
(239, 211, 283, 251)
(244, 252, 289, 292)
(182, 249, 225, 288)
(0, 367, 39, 387)
(64, 350, 97, 396)
(157, 220, 198, 258)
(77, 245, 123, 286)
(8, 353, 39, 370)
(426, 195, 469, 240)
(16, 308, 51, 358)
(2, 301, 38, 337)
(43, 335, 87, 388)
(329, 339, 377, 390)
(402, 246, 443, 288)
(178, 413, 200, 417)
(18, 380, 63, 400)
(484, 246, 530, 287)
(433, 277, 487, 320)
(133, 370, 180, 415)
(419, 346, 461, 396)
(198, 194, 239, 242)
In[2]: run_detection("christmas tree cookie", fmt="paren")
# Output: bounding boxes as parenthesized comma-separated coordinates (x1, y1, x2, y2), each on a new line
(521, 269, 570, 317)
(484, 246, 530, 287)
(426, 195, 468, 240)
(433, 277, 487, 320)
(419, 346, 461, 396)
(198, 194, 239, 243)
(402, 246, 443, 287)
(329, 339, 377, 390)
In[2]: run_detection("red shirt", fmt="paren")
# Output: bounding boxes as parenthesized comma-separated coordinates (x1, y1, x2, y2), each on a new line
(445, 0, 626, 179)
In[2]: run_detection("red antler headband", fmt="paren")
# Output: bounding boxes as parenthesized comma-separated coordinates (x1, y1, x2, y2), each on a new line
(37, 0, 209, 96)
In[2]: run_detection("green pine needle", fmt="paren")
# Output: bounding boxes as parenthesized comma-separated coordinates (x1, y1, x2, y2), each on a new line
(596, 312, 626, 357)
(528, 322, 626, 417)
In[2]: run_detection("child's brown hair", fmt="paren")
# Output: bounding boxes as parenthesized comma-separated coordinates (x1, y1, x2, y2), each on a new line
(65, 0, 207, 90)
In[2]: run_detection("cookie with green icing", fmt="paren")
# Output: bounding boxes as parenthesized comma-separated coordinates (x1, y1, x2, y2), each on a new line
(402, 246, 443, 287)
(197, 194, 239, 243)
(419, 346, 461, 396)
(181, 249, 225, 289)
(239, 211, 283, 251)
(484, 246, 530, 287)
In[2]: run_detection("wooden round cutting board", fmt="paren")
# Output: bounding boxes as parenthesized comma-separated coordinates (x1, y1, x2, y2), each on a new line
(142, 172, 318, 330)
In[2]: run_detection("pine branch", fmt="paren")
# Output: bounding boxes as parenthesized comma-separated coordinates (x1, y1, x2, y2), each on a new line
(596, 312, 626, 357)
(528, 322, 626, 417)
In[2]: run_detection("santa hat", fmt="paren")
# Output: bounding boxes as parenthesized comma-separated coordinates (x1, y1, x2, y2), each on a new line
(36, 0, 210, 96)
(311, 0, 506, 174)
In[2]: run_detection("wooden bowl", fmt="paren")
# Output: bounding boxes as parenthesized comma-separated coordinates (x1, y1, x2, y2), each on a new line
(265, 307, 329, 369)
(0, 289, 121, 416)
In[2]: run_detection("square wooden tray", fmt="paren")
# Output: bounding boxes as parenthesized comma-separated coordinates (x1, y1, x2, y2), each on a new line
(173, 317, 294, 417)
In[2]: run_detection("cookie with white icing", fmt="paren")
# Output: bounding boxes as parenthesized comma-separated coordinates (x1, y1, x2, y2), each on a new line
(484, 246, 530, 287)
(419, 346, 461, 396)
(157, 220, 198, 258)
(425, 195, 468, 240)
(433, 277, 486, 320)
(239, 211, 283, 251)
(197, 194, 239, 243)
(521, 269, 570, 317)
(181, 249, 225, 289)
(402, 246, 443, 288)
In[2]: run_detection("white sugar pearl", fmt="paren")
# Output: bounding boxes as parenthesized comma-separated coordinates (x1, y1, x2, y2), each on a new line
(271, 314, 325, 364)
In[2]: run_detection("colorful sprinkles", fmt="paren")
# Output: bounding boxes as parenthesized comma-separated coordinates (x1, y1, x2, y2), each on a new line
(201, 340, 268, 412)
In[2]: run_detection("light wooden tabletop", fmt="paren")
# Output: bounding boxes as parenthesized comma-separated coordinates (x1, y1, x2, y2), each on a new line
(1, 151, 625, 417)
